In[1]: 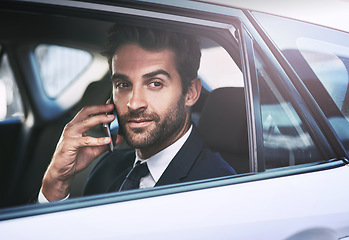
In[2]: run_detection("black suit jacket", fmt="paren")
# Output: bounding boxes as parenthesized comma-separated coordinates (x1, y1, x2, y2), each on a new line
(83, 127, 236, 195)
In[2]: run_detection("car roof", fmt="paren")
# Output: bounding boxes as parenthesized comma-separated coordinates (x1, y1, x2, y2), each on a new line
(198, 0, 349, 33)
(8, 0, 349, 33)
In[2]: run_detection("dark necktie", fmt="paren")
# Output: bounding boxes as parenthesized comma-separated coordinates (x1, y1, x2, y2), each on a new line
(119, 161, 149, 191)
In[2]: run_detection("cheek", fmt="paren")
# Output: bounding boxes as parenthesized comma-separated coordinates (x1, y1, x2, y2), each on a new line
(151, 95, 181, 116)
(114, 96, 128, 115)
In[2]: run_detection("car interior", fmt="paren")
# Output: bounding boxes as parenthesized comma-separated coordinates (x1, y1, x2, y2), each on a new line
(0, 8, 249, 208)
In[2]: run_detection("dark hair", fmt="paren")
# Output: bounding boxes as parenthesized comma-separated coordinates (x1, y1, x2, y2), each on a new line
(103, 24, 201, 94)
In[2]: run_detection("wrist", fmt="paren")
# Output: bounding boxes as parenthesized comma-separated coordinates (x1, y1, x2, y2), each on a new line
(42, 169, 72, 201)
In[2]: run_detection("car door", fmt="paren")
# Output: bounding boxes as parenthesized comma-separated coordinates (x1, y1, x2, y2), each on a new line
(0, 1, 349, 239)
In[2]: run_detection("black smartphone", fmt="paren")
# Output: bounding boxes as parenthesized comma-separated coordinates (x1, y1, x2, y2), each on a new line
(103, 96, 119, 152)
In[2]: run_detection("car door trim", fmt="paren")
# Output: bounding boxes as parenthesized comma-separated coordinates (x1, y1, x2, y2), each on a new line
(0, 159, 346, 221)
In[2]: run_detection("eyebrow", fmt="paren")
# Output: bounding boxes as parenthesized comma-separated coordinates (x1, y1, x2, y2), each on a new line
(111, 73, 129, 82)
(142, 69, 171, 80)
(111, 69, 172, 82)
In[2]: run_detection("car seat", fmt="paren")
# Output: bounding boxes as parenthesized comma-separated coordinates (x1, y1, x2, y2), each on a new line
(198, 87, 249, 173)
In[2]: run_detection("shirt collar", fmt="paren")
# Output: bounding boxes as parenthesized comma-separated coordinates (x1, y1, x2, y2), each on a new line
(135, 125, 193, 182)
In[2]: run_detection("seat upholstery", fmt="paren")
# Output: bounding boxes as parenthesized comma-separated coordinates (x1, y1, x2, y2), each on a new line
(198, 87, 249, 173)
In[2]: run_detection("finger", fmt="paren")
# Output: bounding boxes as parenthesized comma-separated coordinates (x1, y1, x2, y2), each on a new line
(76, 136, 111, 147)
(71, 114, 115, 135)
(72, 104, 114, 123)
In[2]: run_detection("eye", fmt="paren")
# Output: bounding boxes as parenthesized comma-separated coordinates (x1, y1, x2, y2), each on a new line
(149, 81, 163, 88)
(115, 81, 130, 89)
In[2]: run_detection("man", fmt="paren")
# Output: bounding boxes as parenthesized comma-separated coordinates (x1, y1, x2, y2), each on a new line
(39, 25, 235, 202)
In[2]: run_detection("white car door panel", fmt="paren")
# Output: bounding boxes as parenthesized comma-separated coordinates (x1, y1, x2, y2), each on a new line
(1, 164, 348, 239)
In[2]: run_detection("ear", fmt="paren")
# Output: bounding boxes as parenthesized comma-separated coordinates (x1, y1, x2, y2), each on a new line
(185, 78, 202, 107)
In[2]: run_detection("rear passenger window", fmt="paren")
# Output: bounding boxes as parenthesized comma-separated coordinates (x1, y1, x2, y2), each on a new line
(0, 51, 24, 122)
(35, 44, 92, 98)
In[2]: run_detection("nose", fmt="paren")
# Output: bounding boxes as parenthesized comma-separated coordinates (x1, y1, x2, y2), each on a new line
(127, 86, 147, 111)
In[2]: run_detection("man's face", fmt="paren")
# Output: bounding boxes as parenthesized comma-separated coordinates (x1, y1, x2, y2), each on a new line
(111, 44, 189, 154)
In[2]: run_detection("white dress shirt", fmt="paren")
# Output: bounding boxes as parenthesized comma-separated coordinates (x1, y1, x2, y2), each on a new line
(136, 125, 192, 188)
(38, 125, 193, 203)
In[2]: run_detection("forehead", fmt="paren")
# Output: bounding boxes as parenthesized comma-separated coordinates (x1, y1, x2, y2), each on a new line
(112, 44, 177, 74)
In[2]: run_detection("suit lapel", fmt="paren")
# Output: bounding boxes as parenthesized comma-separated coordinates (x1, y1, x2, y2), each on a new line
(155, 127, 204, 186)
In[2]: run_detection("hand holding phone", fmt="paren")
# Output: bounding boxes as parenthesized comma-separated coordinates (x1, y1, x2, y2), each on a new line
(103, 98, 119, 151)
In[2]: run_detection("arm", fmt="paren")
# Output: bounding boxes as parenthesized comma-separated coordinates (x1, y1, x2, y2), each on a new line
(41, 104, 121, 201)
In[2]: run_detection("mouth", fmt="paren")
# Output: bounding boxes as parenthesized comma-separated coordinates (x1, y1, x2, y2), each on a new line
(127, 118, 153, 128)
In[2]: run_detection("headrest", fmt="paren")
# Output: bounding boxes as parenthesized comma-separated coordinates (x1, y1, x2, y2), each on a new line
(198, 87, 248, 154)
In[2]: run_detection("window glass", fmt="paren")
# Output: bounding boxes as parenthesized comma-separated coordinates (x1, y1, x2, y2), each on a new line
(255, 50, 321, 168)
(253, 12, 349, 154)
(35, 45, 92, 98)
(0, 52, 24, 122)
(297, 39, 349, 117)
